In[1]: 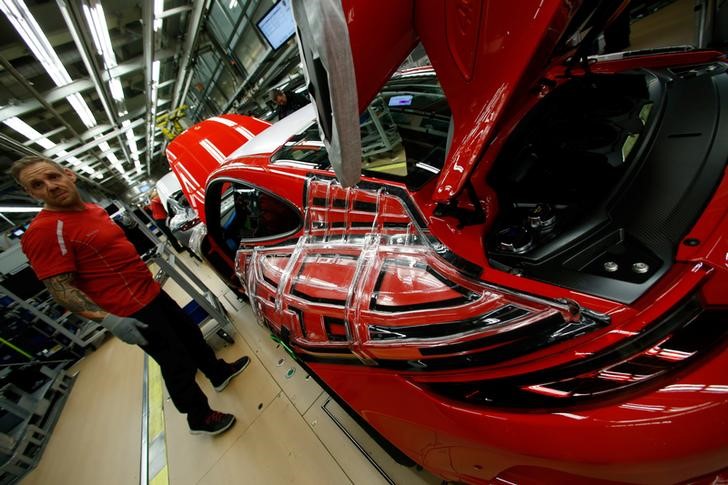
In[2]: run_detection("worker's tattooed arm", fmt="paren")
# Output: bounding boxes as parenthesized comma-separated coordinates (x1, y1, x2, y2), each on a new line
(42, 273, 108, 321)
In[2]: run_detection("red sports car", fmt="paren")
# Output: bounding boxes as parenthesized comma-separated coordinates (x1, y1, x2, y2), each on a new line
(167, 1, 728, 483)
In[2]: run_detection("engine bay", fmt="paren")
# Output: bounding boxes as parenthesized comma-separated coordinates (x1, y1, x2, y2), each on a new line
(486, 64, 728, 303)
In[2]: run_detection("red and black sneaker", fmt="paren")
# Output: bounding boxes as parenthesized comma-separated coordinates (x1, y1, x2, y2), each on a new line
(188, 411, 236, 436)
(212, 356, 250, 392)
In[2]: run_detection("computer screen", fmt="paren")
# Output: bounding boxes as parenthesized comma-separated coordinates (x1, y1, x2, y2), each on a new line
(256, 0, 295, 50)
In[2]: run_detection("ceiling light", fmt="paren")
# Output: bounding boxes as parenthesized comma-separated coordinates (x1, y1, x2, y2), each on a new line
(81, 2, 103, 57)
(154, 0, 163, 32)
(122, 119, 142, 175)
(3, 117, 55, 150)
(152, 60, 160, 84)
(2, 117, 96, 176)
(0, 0, 129, 182)
(67, 93, 98, 128)
(82, 2, 120, 77)
(109, 78, 124, 102)
(98, 140, 126, 175)
(0, 0, 99, 130)
(0, 0, 71, 86)
(0, 206, 42, 213)
(82, 0, 127, 108)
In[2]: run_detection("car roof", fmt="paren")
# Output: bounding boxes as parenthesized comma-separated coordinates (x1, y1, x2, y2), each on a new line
(228, 104, 317, 159)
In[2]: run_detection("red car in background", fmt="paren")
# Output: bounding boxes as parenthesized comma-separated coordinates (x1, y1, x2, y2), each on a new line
(165, 114, 269, 290)
(168, 1, 728, 483)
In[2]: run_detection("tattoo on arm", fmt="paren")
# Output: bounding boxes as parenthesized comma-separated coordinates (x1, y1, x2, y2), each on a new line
(43, 273, 106, 321)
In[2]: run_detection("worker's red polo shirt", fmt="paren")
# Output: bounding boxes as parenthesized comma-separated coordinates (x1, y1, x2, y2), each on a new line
(21, 203, 160, 316)
(149, 196, 167, 221)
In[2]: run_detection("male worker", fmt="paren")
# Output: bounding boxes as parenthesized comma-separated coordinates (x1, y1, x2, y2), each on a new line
(147, 188, 184, 253)
(11, 155, 249, 436)
(271, 87, 308, 119)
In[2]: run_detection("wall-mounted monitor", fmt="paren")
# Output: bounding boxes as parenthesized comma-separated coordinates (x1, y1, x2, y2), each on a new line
(256, 0, 295, 50)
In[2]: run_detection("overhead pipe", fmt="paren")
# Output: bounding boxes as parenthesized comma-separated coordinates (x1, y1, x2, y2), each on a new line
(171, 0, 211, 112)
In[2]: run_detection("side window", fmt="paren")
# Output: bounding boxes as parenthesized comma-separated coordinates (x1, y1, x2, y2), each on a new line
(208, 179, 302, 254)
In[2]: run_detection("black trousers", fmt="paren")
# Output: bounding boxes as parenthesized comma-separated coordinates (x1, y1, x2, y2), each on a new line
(155, 218, 184, 252)
(131, 291, 227, 418)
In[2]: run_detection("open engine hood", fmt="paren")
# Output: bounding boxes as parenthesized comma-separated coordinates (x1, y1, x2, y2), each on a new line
(291, 0, 627, 202)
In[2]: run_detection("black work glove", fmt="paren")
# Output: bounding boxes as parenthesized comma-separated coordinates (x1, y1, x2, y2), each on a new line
(100, 314, 149, 346)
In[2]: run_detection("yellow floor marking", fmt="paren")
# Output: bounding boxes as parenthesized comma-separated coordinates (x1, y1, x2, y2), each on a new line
(147, 359, 169, 485)
(150, 465, 169, 485)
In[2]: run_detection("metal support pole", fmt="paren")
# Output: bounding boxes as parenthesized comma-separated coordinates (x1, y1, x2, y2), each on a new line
(123, 205, 233, 338)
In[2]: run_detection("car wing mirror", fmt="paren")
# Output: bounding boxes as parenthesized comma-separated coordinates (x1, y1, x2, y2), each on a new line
(291, 0, 362, 187)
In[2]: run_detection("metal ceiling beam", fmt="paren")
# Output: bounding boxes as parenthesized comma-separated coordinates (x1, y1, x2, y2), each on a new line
(0, 132, 111, 195)
(143, 0, 155, 176)
(222, 43, 299, 114)
(0, 79, 96, 123)
(0, 48, 176, 123)
(104, 50, 175, 80)
(0, 53, 117, 180)
(50, 118, 145, 163)
(160, 5, 193, 19)
(0, 28, 74, 63)
(171, 0, 212, 112)
(0, 56, 174, 123)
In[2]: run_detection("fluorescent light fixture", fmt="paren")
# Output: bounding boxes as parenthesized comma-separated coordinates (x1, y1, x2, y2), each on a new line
(1, 1, 128, 185)
(122, 120, 142, 175)
(109, 78, 124, 102)
(67, 93, 98, 128)
(152, 60, 160, 84)
(154, 0, 164, 31)
(82, 3, 102, 55)
(98, 140, 125, 172)
(98, 145, 130, 183)
(0, 0, 99, 130)
(82, 0, 127, 107)
(3, 117, 55, 150)
(0, 206, 42, 213)
(2, 117, 96, 176)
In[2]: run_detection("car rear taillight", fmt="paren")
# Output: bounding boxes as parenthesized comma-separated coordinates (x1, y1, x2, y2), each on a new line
(177, 218, 201, 232)
(421, 297, 728, 409)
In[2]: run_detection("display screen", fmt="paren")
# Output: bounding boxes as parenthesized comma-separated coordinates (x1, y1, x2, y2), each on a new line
(9, 225, 27, 239)
(388, 95, 414, 107)
(104, 203, 120, 215)
(256, 0, 295, 50)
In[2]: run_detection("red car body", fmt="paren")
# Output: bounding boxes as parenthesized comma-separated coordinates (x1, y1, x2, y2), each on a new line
(165, 114, 270, 219)
(168, 1, 728, 483)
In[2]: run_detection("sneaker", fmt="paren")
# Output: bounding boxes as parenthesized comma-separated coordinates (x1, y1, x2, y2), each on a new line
(212, 356, 250, 392)
(188, 411, 236, 436)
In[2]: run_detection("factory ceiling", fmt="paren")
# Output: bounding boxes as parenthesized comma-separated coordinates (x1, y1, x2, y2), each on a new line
(0, 0, 302, 230)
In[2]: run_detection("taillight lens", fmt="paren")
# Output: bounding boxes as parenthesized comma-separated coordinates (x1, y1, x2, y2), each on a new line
(421, 298, 728, 409)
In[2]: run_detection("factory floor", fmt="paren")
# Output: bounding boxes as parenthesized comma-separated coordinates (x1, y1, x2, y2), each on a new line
(21, 249, 440, 485)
